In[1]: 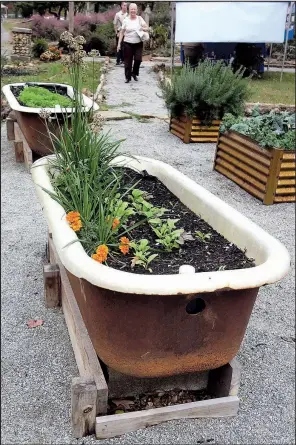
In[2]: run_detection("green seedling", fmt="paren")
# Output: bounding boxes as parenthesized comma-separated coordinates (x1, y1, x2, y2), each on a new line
(151, 218, 184, 252)
(195, 231, 212, 243)
(130, 239, 158, 272)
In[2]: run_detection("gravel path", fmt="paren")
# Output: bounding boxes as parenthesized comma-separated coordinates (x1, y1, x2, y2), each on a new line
(1, 62, 295, 445)
(104, 60, 167, 116)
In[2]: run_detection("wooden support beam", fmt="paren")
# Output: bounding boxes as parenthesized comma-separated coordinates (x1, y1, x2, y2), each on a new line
(43, 263, 61, 308)
(95, 396, 239, 440)
(6, 117, 15, 141)
(72, 377, 97, 438)
(14, 140, 24, 163)
(207, 357, 241, 398)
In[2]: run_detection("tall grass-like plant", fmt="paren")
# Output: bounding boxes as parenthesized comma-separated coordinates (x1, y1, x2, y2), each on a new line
(163, 61, 250, 125)
(39, 32, 141, 260)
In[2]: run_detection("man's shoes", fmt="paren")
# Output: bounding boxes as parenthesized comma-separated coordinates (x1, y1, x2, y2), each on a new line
(132, 75, 138, 81)
(125, 78, 131, 83)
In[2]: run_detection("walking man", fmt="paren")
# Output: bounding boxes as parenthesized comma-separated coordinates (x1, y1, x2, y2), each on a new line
(113, 2, 128, 65)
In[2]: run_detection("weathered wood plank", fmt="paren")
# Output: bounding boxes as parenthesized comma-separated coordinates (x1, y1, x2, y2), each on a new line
(192, 119, 221, 125)
(191, 126, 220, 131)
(48, 236, 108, 416)
(72, 377, 97, 438)
(95, 396, 239, 440)
(43, 263, 61, 308)
(14, 140, 24, 163)
(170, 122, 185, 133)
(216, 149, 268, 184)
(6, 118, 15, 141)
(191, 138, 219, 142)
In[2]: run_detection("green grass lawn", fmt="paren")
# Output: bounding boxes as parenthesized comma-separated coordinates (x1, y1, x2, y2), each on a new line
(2, 19, 21, 33)
(248, 72, 295, 105)
(170, 67, 295, 105)
(1, 60, 102, 94)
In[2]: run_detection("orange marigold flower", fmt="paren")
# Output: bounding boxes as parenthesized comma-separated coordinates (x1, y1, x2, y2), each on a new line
(119, 244, 129, 255)
(92, 244, 108, 263)
(112, 218, 120, 230)
(71, 220, 82, 232)
(66, 211, 80, 224)
(120, 237, 130, 245)
(119, 237, 130, 255)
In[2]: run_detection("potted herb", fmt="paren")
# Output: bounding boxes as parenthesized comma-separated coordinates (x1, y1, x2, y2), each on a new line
(31, 37, 290, 379)
(214, 108, 296, 205)
(2, 33, 98, 157)
(163, 61, 249, 143)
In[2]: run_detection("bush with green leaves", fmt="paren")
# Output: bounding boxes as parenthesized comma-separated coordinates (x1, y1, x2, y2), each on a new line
(32, 38, 48, 58)
(220, 107, 296, 150)
(19, 86, 73, 108)
(163, 60, 250, 124)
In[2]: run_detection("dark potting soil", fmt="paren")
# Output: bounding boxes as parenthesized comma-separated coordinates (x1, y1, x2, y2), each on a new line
(107, 388, 212, 415)
(11, 84, 70, 107)
(108, 168, 256, 275)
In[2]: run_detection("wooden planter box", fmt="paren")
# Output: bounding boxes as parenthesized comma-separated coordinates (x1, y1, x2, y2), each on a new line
(214, 131, 296, 205)
(170, 116, 221, 143)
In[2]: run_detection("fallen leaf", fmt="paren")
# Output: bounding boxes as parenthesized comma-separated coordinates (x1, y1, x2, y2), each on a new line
(179, 231, 195, 244)
(112, 399, 135, 410)
(115, 410, 125, 414)
(27, 319, 44, 328)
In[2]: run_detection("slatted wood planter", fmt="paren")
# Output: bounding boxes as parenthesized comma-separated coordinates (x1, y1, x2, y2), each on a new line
(170, 116, 221, 143)
(214, 130, 296, 205)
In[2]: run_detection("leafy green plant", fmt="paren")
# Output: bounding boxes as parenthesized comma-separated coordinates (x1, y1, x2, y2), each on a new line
(130, 239, 158, 272)
(151, 219, 184, 252)
(32, 38, 48, 58)
(129, 189, 167, 220)
(220, 109, 296, 150)
(195, 231, 211, 243)
(19, 86, 72, 108)
(163, 60, 250, 125)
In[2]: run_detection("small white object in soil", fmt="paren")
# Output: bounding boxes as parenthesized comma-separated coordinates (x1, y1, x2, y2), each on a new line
(179, 265, 195, 274)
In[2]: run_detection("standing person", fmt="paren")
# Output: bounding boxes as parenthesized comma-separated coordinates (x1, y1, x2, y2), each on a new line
(117, 3, 148, 83)
(113, 2, 128, 65)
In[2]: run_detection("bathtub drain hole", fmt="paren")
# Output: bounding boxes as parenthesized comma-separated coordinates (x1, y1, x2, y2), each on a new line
(186, 298, 206, 314)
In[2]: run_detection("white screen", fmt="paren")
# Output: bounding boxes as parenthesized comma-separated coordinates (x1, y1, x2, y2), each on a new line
(175, 2, 289, 43)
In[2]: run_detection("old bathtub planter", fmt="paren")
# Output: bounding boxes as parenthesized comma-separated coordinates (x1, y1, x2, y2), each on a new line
(2, 82, 99, 156)
(170, 115, 221, 143)
(31, 155, 290, 378)
(214, 130, 296, 205)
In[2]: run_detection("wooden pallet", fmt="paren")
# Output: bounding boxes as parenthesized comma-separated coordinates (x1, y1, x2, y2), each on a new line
(44, 234, 240, 440)
(170, 116, 221, 143)
(214, 131, 296, 205)
(6, 112, 33, 172)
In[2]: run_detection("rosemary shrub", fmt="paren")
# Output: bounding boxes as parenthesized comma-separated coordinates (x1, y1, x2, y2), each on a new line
(163, 61, 250, 125)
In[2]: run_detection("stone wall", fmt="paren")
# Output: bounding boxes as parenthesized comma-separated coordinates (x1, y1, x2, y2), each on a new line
(11, 27, 32, 61)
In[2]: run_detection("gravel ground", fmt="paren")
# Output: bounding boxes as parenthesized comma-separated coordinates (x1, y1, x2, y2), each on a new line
(1, 61, 295, 445)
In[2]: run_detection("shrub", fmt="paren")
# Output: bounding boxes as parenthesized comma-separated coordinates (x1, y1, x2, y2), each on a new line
(163, 61, 250, 124)
(220, 108, 296, 150)
(19, 86, 72, 108)
(31, 15, 67, 40)
(32, 38, 48, 58)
